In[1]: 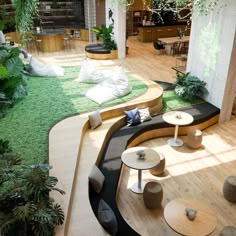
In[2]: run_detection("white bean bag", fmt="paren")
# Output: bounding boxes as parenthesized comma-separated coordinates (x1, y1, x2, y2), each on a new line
(29, 57, 64, 77)
(85, 66, 131, 104)
(75, 58, 106, 83)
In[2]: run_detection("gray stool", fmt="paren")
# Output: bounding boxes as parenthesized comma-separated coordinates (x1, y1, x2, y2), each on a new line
(149, 153, 165, 176)
(223, 176, 236, 202)
(219, 226, 236, 236)
(143, 181, 163, 209)
(186, 129, 202, 149)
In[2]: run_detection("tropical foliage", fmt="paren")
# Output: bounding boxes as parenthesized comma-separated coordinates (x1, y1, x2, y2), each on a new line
(0, 45, 28, 117)
(174, 72, 208, 100)
(92, 25, 117, 50)
(11, 0, 39, 44)
(0, 139, 65, 236)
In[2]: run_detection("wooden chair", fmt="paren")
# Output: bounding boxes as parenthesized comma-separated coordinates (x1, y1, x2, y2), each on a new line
(170, 42, 181, 56)
(153, 40, 165, 54)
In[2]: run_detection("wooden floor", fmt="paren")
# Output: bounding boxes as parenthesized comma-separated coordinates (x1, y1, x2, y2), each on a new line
(118, 119, 236, 236)
(35, 37, 236, 236)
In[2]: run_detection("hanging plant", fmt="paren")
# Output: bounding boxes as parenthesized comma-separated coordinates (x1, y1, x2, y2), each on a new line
(11, 0, 39, 45)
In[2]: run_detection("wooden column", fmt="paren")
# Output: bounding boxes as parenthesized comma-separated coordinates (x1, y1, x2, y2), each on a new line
(220, 32, 236, 122)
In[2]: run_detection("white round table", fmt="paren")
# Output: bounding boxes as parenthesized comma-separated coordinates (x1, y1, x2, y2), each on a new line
(162, 111, 193, 147)
(121, 147, 160, 194)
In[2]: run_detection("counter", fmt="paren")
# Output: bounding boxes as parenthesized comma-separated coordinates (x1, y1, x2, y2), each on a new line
(34, 29, 65, 52)
(138, 25, 190, 42)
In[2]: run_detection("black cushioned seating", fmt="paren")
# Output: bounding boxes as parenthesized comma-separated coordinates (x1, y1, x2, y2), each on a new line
(85, 43, 111, 54)
(89, 102, 220, 236)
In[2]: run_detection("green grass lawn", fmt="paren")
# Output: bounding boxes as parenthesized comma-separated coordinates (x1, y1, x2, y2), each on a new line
(0, 66, 204, 165)
(0, 66, 147, 164)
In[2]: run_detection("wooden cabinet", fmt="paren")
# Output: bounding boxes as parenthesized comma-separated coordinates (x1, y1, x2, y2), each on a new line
(38, 0, 85, 29)
(138, 25, 191, 42)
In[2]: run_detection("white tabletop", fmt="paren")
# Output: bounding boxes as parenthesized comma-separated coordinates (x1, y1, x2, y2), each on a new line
(162, 111, 193, 126)
(158, 36, 190, 44)
(121, 147, 160, 171)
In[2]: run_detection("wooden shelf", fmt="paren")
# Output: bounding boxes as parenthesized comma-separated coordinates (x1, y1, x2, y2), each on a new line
(37, 0, 85, 29)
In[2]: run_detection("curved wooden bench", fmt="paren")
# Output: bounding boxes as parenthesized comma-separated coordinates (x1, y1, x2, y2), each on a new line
(89, 102, 220, 235)
(49, 79, 163, 235)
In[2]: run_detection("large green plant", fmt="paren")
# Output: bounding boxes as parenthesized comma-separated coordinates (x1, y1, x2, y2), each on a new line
(0, 139, 65, 236)
(11, 0, 39, 44)
(0, 45, 28, 117)
(92, 25, 117, 50)
(174, 72, 208, 100)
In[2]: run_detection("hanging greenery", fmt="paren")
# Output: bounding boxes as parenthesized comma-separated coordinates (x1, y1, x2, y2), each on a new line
(115, 0, 227, 21)
(11, 0, 39, 45)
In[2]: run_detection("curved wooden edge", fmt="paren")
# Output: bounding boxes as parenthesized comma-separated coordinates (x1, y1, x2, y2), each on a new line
(49, 78, 163, 235)
(127, 115, 220, 148)
(85, 50, 118, 60)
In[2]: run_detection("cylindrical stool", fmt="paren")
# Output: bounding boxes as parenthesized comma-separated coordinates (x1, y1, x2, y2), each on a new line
(63, 37, 71, 52)
(223, 176, 236, 202)
(186, 129, 202, 149)
(149, 153, 165, 176)
(219, 226, 236, 236)
(143, 181, 163, 209)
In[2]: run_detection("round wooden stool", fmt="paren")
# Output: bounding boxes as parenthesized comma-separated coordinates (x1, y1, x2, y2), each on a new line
(219, 226, 236, 236)
(187, 129, 202, 149)
(149, 153, 165, 176)
(223, 176, 236, 202)
(143, 181, 163, 209)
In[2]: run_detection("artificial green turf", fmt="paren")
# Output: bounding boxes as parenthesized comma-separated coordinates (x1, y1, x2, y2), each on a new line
(0, 67, 204, 165)
(0, 66, 147, 164)
(161, 90, 204, 113)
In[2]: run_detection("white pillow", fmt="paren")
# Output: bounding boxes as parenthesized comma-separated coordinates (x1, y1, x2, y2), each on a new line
(86, 85, 115, 105)
(75, 58, 106, 83)
(29, 57, 64, 77)
(88, 165, 105, 193)
(138, 107, 152, 123)
(88, 110, 102, 129)
(85, 66, 131, 104)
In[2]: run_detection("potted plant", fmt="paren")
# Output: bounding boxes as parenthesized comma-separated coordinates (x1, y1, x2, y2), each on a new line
(174, 72, 208, 100)
(0, 139, 65, 236)
(92, 24, 117, 51)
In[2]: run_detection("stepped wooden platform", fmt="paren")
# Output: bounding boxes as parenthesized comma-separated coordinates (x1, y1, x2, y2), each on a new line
(49, 78, 163, 236)
(49, 74, 221, 235)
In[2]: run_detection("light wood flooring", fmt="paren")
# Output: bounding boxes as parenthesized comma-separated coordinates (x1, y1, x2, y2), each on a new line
(36, 37, 236, 236)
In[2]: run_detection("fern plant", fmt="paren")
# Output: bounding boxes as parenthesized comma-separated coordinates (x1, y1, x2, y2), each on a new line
(174, 72, 208, 100)
(0, 45, 28, 117)
(0, 139, 65, 236)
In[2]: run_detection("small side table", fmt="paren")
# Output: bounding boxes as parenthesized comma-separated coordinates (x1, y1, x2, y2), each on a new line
(164, 198, 217, 236)
(163, 111, 193, 147)
(121, 147, 160, 194)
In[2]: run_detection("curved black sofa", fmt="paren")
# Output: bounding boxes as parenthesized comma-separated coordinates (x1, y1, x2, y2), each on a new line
(85, 43, 111, 54)
(89, 101, 220, 235)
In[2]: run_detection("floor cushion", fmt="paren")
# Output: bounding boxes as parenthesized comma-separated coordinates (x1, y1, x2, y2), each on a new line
(85, 66, 131, 104)
(29, 57, 64, 77)
(75, 58, 106, 83)
(97, 199, 118, 236)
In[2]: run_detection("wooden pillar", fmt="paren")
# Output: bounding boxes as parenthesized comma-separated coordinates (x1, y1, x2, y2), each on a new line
(219, 32, 236, 122)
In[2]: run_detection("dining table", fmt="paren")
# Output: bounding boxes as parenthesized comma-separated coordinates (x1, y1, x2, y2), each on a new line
(158, 36, 190, 54)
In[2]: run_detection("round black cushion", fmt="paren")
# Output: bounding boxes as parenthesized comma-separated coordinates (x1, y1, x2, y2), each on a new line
(85, 44, 111, 54)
